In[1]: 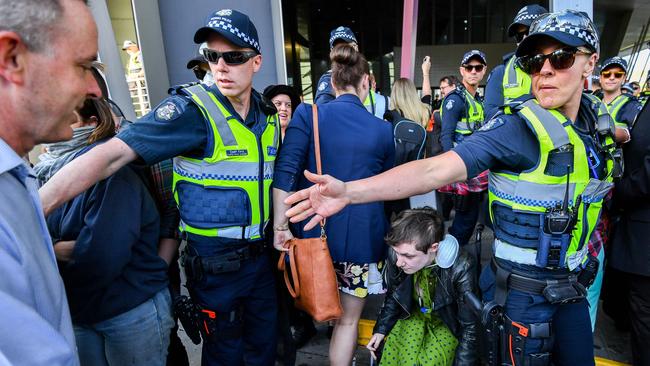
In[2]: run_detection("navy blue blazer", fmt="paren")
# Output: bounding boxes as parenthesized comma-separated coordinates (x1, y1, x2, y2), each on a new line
(273, 94, 395, 263)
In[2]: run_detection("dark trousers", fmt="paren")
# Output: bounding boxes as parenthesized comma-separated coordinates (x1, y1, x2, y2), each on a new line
(480, 265, 595, 366)
(607, 270, 650, 366)
(188, 248, 278, 366)
(449, 193, 481, 246)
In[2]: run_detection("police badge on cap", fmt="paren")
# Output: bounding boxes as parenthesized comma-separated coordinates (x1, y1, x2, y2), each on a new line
(194, 9, 261, 54)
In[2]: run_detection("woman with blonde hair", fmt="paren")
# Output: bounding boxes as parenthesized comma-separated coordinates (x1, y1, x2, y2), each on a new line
(385, 77, 431, 127)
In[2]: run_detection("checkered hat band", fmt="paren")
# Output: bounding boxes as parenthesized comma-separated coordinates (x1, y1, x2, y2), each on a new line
(330, 33, 356, 44)
(206, 19, 260, 52)
(539, 24, 598, 49)
(515, 13, 539, 22)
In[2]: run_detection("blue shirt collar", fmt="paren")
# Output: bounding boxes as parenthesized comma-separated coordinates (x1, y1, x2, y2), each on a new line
(336, 93, 365, 107)
(0, 137, 27, 176)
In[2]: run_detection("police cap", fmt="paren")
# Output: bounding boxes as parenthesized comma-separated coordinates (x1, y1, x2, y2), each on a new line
(194, 9, 261, 54)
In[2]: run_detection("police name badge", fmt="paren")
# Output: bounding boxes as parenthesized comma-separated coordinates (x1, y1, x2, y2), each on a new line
(446, 99, 455, 110)
(155, 102, 179, 121)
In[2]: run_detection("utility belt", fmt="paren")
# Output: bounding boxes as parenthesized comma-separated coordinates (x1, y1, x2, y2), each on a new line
(491, 255, 598, 306)
(182, 242, 268, 281)
(173, 295, 244, 345)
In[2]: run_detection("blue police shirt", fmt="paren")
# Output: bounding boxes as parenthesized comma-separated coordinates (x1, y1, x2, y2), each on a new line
(117, 84, 264, 165)
(440, 89, 479, 152)
(314, 71, 335, 105)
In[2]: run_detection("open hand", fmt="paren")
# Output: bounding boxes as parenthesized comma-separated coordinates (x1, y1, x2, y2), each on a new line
(285, 170, 349, 230)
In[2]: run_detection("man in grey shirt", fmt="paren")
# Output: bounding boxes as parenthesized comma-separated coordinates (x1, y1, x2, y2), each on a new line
(0, 0, 100, 363)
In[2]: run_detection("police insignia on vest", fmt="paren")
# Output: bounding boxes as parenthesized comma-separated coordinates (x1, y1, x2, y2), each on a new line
(478, 117, 504, 131)
(446, 99, 455, 110)
(155, 102, 179, 121)
(318, 82, 327, 91)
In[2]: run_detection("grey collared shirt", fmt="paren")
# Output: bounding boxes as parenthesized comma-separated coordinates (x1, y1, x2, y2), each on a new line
(0, 138, 79, 365)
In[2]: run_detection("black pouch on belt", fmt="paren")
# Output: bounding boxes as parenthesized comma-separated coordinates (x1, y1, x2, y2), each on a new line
(542, 280, 586, 305)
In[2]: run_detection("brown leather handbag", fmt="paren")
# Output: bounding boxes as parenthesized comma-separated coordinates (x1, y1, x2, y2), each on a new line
(277, 104, 343, 322)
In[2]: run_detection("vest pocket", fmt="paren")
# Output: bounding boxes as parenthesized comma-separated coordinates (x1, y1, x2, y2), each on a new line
(176, 181, 251, 229)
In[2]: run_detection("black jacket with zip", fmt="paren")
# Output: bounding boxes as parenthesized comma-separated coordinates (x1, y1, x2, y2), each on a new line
(373, 249, 479, 365)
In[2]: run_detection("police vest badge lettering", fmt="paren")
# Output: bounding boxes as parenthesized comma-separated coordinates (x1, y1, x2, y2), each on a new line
(155, 102, 179, 121)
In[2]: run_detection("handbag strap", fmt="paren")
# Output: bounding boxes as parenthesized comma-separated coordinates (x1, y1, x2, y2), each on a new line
(312, 104, 326, 233)
(278, 240, 300, 298)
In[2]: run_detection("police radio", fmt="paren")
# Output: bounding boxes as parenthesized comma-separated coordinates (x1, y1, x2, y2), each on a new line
(538, 166, 579, 268)
(543, 166, 578, 235)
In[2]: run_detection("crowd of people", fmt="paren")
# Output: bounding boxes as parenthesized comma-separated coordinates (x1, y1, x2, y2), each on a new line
(1, 0, 649, 365)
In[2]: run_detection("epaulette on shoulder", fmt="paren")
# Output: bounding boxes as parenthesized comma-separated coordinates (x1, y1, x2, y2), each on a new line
(168, 82, 200, 96)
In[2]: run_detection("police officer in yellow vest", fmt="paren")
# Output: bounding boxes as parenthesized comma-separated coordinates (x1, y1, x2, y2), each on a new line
(439, 50, 487, 248)
(40, 9, 280, 365)
(484, 5, 547, 121)
(282, 10, 618, 366)
(598, 57, 642, 142)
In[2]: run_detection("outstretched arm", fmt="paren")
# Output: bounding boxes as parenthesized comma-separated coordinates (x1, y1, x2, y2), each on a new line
(422, 56, 432, 99)
(39, 138, 137, 216)
(286, 151, 467, 229)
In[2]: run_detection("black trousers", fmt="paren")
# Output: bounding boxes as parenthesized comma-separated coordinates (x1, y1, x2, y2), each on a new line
(627, 272, 650, 366)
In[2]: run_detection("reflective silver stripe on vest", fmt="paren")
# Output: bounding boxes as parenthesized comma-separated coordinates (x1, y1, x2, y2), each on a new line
(489, 173, 577, 208)
(505, 57, 518, 88)
(456, 121, 472, 131)
(174, 158, 274, 181)
(609, 95, 627, 120)
(520, 100, 570, 149)
(179, 220, 263, 239)
(494, 239, 537, 265)
(186, 85, 238, 147)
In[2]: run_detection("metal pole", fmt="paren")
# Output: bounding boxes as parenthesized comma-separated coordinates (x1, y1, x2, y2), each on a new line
(400, 0, 419, 79)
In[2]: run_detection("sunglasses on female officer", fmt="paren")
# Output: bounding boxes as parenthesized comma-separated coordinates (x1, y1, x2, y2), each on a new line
(517, 47, 592, 75)
(600, 71, 625, 79)
(462, 64, 485, 72)
(202, 48, 257, 65)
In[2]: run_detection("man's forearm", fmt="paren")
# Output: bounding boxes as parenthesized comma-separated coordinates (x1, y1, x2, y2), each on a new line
(40, 138, 137, 216)
(158, 238, 180, 265)
(346, 151, 467, 204)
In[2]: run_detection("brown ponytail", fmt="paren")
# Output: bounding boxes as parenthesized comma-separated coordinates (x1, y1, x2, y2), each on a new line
(330, 43, 369, 91)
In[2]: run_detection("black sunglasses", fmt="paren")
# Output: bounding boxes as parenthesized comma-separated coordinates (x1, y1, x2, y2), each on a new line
(462, 64, 485, 72)
(514, 31, 528, 43)
(517, 47, 592, 75)
(202, 49, 258, 65)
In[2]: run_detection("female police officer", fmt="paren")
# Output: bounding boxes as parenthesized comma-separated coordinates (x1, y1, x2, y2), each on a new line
(284, 10, 614, 366)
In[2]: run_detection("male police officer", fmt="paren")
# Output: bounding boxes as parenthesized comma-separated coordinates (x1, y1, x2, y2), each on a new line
(41, 9, 279, 365)
(314, 26, 388, 118)
(439, 50, 487, 248)
(598, 57, 642, 135)
(484, 4, 547, 121)
(284, 10, 614, 365)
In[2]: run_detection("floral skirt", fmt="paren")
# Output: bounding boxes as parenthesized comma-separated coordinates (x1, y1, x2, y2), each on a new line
(333, 261, 385, 298)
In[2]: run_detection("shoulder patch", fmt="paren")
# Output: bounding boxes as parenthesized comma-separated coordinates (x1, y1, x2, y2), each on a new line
(155, 101, 181, 121)
(318, 81, 328, 91)
(478, 117, 504, 132)
(445, 99, 455, 110)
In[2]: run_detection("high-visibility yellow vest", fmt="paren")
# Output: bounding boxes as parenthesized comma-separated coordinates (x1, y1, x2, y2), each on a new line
(502, 55, 532, 103)
(604, 93, 633, 128)
(440, 88, 484, 135)
(488, 98, 613, 269)
(172, 84, 279, 240)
